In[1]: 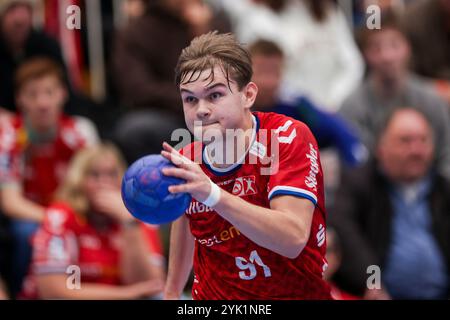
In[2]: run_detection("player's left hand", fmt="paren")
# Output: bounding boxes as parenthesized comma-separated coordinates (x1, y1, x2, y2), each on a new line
(161, 142, 213, 203)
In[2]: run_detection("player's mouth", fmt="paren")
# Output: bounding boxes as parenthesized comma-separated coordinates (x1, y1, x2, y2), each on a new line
(196, 122, 219, 128)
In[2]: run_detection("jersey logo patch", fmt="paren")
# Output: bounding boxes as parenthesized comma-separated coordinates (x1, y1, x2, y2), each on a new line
(317, 224, 325, 248)
(275, 120, 297, 144)
(249, 140, 266, 159)
(305, 143, 319, 191)
(232, 176, 257, 197)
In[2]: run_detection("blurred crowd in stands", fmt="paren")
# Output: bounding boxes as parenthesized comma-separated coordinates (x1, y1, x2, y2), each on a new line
(0, 0, 449, 300)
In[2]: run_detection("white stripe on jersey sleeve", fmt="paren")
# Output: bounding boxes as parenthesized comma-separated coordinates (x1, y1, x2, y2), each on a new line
(268, 185, 318, 205)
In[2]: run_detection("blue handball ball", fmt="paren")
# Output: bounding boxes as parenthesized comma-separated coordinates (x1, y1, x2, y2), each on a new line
(121, 154, 192, 224)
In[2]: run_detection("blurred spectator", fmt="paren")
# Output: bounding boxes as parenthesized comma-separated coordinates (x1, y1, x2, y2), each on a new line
(402, 0, 450, 103)
(112, 0, 230, 112)
(250, 39, 368, 167)
(219, 0, 364, 111)
(112, 0, 230, 164)
(0, 0, 102, 123)
(330, 108, 450, 299)
(122, 0, 147, 20)
(0, 58, 99, 296)
(21, 144, 164, 299)
(324, 228, 359, 300)
(353, 0, 407, 26)
(0, 0, 66, 112)
(339, 11, 450, 179)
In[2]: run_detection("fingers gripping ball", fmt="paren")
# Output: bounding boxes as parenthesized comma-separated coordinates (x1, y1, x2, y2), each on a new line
(121, 155, 191, 224)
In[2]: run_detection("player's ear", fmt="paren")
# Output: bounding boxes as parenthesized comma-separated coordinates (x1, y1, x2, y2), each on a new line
(241, 82, 258, 110)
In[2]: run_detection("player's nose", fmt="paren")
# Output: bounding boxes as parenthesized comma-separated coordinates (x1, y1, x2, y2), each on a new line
(196, 100, 211, 119)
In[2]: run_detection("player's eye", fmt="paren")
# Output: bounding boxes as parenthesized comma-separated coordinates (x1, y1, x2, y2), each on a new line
(209, 92, 223, 101)
(184, 96, 198, 104)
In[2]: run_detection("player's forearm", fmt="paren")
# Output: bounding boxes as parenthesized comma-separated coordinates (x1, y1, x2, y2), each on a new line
(214, 191, 310, 259)
(120, 225, 164, 284)
(0, 188, 45, 222)
(164, 216, 194, 299)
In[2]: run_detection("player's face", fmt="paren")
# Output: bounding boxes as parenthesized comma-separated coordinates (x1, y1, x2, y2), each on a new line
(377, 111, 435, 183)
(17, 75, 66, 133)
(364, 29, 410, 81)
(180, 66, 258, 144)
(83, 153, 122, 198)
(252, 54, 283, 110)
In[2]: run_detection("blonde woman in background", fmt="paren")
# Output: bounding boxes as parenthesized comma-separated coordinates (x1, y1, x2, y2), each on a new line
(20, 143, 165, 299)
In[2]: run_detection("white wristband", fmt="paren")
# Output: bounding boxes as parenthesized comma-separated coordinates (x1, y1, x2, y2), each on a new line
(202, 180, 221, 208)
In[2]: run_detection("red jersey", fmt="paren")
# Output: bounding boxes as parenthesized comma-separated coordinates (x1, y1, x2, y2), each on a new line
(181, 112, 331, 300)
(20, 202, 164, 299)
(0, 115, 98, 205)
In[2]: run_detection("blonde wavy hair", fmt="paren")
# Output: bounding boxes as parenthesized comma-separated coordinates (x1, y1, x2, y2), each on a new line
(55, 143, 127, 216)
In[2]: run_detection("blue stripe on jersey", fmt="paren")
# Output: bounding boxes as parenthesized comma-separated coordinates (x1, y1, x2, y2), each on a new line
(268, 189, 317, 206)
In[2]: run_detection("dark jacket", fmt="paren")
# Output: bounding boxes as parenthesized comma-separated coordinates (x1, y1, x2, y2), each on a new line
(112, 3, 230, 114)
(329, 161, 450, 296)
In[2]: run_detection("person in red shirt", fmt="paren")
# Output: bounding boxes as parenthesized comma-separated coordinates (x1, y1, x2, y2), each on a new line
(21, 144, 164, 299)
(0, 57, 99, 295)
(162, 32, 331, 300)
